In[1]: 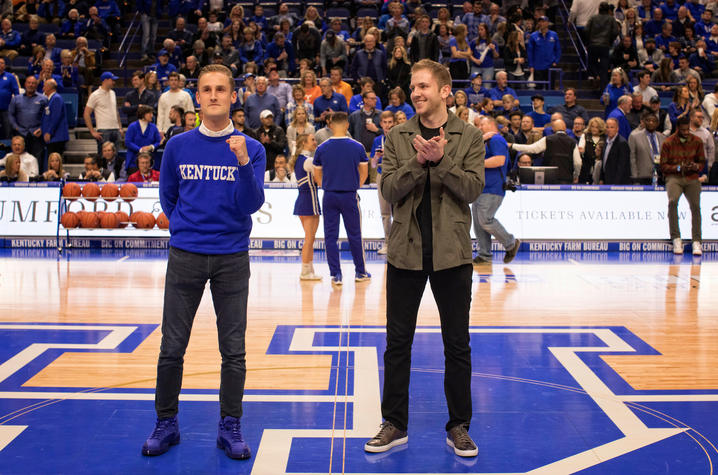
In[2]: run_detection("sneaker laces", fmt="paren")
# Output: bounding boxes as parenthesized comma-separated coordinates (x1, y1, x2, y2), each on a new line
(452, 427, 474, 447)
(225, 418, 244, 443)
(149, 419, 174, 439)
(373, 421, 395, 441)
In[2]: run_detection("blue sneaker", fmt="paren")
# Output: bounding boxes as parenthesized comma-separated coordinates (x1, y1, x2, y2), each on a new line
(217, 416, 251, 460)
(331, 274, 343, 286)
(355, 272, 372, 282)
(142, 416, 180, 456)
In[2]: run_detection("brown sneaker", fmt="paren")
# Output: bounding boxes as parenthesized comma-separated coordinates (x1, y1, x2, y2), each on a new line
(446, 425, 478, 457)
(503, 239, 521, 264)
(364, 421, 408, 453)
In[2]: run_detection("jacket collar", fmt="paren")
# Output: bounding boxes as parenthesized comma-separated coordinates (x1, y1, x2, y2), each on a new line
(398, 110, 465, 136)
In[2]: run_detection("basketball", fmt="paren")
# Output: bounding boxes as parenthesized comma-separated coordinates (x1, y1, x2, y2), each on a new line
(156, 212, 169, 229)
(129, 211, 142, 225)
(120, 183, 138, 202)
(82, 183, 101, 201)
(79, 211, 100, 228)
(62, 183, 81, 200)
(100, 212, 119, 229)
(76, 210, 88, 221)
(115, 211, 129, 228)
(60, 212, 79, 228)
(101, 183, 120, 201)
(135, 212, 156, 229)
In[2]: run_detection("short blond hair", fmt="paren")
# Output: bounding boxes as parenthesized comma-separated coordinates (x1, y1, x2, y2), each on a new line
(411, 59, 452, 89)
(197, 64, 235, 89)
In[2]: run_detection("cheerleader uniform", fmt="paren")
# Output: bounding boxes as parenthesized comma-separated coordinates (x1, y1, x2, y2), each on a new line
(293, 152, 321, 216)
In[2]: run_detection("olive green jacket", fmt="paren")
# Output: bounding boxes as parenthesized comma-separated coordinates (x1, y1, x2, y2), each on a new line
(381, 112, 485, 271)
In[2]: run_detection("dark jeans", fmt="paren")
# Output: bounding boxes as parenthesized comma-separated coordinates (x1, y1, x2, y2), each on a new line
(155, 247, 250, 419)
(24, 132, 45, 172)
(0, 110, 10, 139)
(47, 141, 66, 157)
(666, 175, 702, 241)
(97, 128, 120, 154)
(382, 262, 473, 432)
(588, 45, 611, 86)
(533, 68, 553, 90)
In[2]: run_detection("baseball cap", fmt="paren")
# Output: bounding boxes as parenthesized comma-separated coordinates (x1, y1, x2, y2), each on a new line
(157, 49, 169, 57)
(244, 72, 255, 79)
(469, 71, 482, 80)
(531, 94, 544, 101)
(100, 71, 118, 81)
(538, 15, 549, 22)
(259, 109, 274, 119)
(649, 95, 661, 104)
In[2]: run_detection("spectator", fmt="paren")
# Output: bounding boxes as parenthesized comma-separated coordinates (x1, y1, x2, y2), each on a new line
(19, 15, 45, 57)
(542, 112, 577, 138)
(510, 119, 581, 184)
(293, 22, 321, 70)
(70, 36, 96, 91)
(528, 94, 551, 128)
(61, 9, 84, 39)
(585, 2, 620, 88)
(0, 136, 38, 177)
(83, 7, 110, 50)
(489, 71, 519, 109)
(385, 87, 415, 120)
(301, 70, 322, 104)
(152, 49, 177, 86)
(645, 8, 665, 38)
(215, 35, 240, 76)
(313, 77, 349, 126)
(36, 59, 63, 93)
(689, 109, 714, 175)
(285, 84, 314, 127)
(0, 154, 28, 182)
(506, 110, 524, 143)
(369, 110, 395, 255)
(249, 4, 268, 32)
(503, 30, 527, 83)
(601, 67, 633, 115)
(206, 10, 223, 33)
(626, 92, 650, 130)
(193, 18, 219, 53)
(549, 88, 589, 130)
(385, 1, 411, 46)
(320, 29, 347, 78)
(638, 38, 665, 72)
(329, 66, 353, 107)
(572, 116, 586, 142)
(655, 22, 677, 53)
(58, 49, 81, 90)
(43, 34, 62, 64)
(94, 0, 121, 38)
(27, 46, 45, 78)
(157, 72, 195, 135)
(629, 112, 665, 184)
(79, 154, 113, 181)
(460, 0, 484, 41)
(600, 117, 631, 184)
(137, 0, 158, 61)
(577, 117, 606, 184)
(83, 71, 124, 155)
(468, 23, 498, 81)
(651, 57, 677, 89)
(264, 153, 295, 183)
(351, 33, 387, 86)
(450, 90, 479, 124)
(695, 8, 713, 39)
(528, 16, 561, 89)
(41, 152, 69, 181)
(387, 45, 411, 99)
(689, 38, 713, 77)
(432, 7, 454, 36)
(394, 110, 407, 124)
(231, 109, 251, 136)
(254, 109, 287, 170)
(41, 78, 68, 157)
(702, 84, 718, 125)
(169, 17, 194, 58)
(161, 105, 185, 145)
(634, 71, 659, 106)
(447, 24, 472, 81)
(0, 19, 20, 60)
(408, 14, 439, 63)
(183, 111, 197, 132)
(238, 27, 263, 72)
(668, 85, 694, 132)
(436, 23, 452, 65)
(179, 55, 201, 83)
(127, 151, 160, 183)
(348, 90, 381, 153)
(286, 105, 315, 156)
(125, 105, 161, 174)
(0, 57, 17, 139)
(660, 115, 704, 255)
(100, 140, 125, 182)
(607, 95, 633, 140)
(646, 95, 673, 135)
(266, 68, 292, 119)
(9, 76, 47, 163)
(315, 110, 352, 145)
(611, 35, 639, 72)
(674, 55, 701, 83)
(244, 76, 281, 129)
(350, 77, 383, 113)
(265, 32, 295, 77)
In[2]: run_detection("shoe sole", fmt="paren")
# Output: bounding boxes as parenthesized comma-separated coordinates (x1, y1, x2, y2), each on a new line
(446, 437, 478, 457)
(217, 439, 251, 460)
(141, 434, 180, 456)
(504, 239, 521, 264)
(331, 280, 343, 286)
(355, 277, 371, 282)
(364, 435, 408, 453)
(300, 276, 322, 281)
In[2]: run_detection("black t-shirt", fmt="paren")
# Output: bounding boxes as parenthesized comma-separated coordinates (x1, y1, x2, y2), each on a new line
(416, 119, 446, 272)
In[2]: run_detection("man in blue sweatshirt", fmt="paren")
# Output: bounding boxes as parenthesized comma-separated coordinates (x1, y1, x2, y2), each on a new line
(313, 111, 370, 285)
(142, 64, 265, 461)
(527, 16, 561, 90)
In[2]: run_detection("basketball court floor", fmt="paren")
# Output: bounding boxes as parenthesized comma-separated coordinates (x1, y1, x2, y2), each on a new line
(1, 248, 717, 474)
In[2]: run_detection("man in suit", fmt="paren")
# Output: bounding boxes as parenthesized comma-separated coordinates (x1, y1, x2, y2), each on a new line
(41, 79, 69, 158)
(607, 95, 633, 140)
(602, 117, 632, 184)
(628, 112, 665, 185)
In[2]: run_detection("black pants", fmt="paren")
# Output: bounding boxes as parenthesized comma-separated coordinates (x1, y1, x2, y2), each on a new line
(533, 68, 552, 90)
(24, 132, 45, 172)
(588, 45, 611, 87)
(382, 262, 473, 432)
(449, 61, 469, 81)
(155, 247, 250, 419)
(46, 140, 66, 157)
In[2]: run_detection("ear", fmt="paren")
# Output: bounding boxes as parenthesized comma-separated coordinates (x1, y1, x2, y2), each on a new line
(231, 88, 238, 105)
(440, 83, 451, 101)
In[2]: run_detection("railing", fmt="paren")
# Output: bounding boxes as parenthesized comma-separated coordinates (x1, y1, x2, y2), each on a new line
(118, 11, 141, 81)
(557, 0, 588, 73)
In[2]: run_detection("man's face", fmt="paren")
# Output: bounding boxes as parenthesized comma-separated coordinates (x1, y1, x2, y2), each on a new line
(233, 110, 245, 126)
(573, 118, 585, 133)
(496, 73, 507, 88)
(518, 155, 532, 167)
(646, 41, 655, 52)
(653, 8, 662, 20)
(0, 58, 6, 74)
(364, 34, 376, 50)
(679, 58, 689, 70)
(25, 77, 37, 95)
(159, 54, 169, 65)
(645, 115, 658, 132)
(520, 116, 533, 131)
(692, 112, 705, 127)
(622, 36, 632, 48)
(320, 80, 332, 97)
(43, 81, 53, 96)
(176, 18, 185, 30)
(632, 96, 643, 109)
(532, 98, 544, 110)
(663, 23, 672, 36)
(1, 19, 9, 31)
(187, 57, 197, 69)
(410, 69, 448, 117)
(279, 3, 288, 14)
(364, 93, 377, 109)
(84, 157, 97, 172)
(261, 114, 274, 127)
(419, 17, 429, 30)
(330, 69, 341, 84)
(46, 34, 56, 47)
(131, 75, 142, 88)
(11, 138, 23, 154)
(362, 82, 374, 94)
(565, 89, 576, 105)
(169, 108, 178, 122)
(677, 122, 691, 139)
(185, 113, 195, 127)
(380, 116, 394, 133)
(256, 79, 267, 94)
(196, 72, 237, 120)
(42, 60, 53, 74)
(198, 18, 207, 29)
(510, 114, 521, 129)
(471, 77, 482, 90)
(276, 35, 285, 47)
(29, 17, 38, 29)
(168, 76, 179, 89)
(138, 157, 151, 174)
(274, 156, 287, 171)
(606, 120, 618, 138)
(703, 11, 712, 22)
(222, 36, 232, 49)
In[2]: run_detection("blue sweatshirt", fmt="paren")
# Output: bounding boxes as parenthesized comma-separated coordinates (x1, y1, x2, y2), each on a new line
(160, 127, 266, 254)
(527, 30, 561, 70)
(313, 136, 367, 191)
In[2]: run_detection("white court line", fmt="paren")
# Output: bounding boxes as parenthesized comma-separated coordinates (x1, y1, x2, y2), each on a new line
(116, 255, 129, 262)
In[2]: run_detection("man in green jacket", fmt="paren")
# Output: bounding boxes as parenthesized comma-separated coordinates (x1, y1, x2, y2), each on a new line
(364, 59, 485, 457)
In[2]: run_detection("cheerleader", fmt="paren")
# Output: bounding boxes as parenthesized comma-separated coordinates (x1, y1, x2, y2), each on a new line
(290, 133, 322, 280)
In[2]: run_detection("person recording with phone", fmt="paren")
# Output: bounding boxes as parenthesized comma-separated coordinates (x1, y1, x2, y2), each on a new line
(370, 110, 397, 255)
(349, 90, 382, 153)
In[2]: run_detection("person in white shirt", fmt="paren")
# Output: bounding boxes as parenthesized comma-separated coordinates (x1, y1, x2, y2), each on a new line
(0, 135, 38, 177)
(689, 109, 715, 183)
(263, 154, 296, 183)
(157, 71, 195, 134)
(84, 71, 124, 154)
(635, 70, 658, 106)
(701, 83, 718, 129)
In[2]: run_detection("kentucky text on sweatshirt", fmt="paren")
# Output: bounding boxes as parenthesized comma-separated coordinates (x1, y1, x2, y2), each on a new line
(159, 127, 266, 254)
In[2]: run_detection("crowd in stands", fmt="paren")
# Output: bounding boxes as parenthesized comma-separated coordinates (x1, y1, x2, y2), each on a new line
(0, 0, 718, 188)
